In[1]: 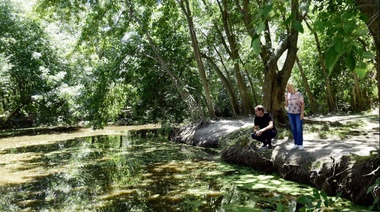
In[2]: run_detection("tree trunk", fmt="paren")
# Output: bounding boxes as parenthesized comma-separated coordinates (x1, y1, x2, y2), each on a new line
(296, 56, 318, 113)
(203, 54, 240, 116)
(273, 0, 303, 125)
(351, 87, 358, 111)
(353, 72, 364, 111)
(354, 0, 380, 105)
(246, 69, 259, 106)
(127, 1, 205, 123)
(178, 0, 217, 120)
(305, 19, 337, 112)
(219, 0, 254, 115)
(377, 49, 380, 104)
(0, 102, 27, 129)
(235, 0, 304, 125)
(0, 90, 6, 113)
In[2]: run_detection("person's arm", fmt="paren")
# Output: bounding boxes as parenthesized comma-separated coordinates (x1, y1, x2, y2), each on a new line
(299, 92, 305, 120)
(259, 121, 273, 133)
(253, 125, 259, 132)
(256, 119, 273, 136)
(300, 101, 304, 120)
(284, 92, 289, 107)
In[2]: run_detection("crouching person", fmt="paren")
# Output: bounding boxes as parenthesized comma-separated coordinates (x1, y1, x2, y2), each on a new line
(251, 105, 277, 149)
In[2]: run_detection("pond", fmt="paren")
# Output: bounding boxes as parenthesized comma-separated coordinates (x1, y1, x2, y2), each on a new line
(0, 130, 364, 211)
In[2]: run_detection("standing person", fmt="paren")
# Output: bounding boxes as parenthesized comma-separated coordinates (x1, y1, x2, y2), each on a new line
(285, 82, 305, 150)
(251, 105, 277, 149)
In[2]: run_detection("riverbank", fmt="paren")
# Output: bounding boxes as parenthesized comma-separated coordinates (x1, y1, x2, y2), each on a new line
(170, 109, 380, 208)
(0, 110, 378, 208)
(0, 124, 160, 153)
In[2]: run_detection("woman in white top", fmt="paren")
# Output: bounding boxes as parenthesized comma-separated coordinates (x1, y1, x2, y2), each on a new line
(285, 82, 305, 150)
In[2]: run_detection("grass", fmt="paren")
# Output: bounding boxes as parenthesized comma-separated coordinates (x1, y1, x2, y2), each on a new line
(304, 119, 368, 140)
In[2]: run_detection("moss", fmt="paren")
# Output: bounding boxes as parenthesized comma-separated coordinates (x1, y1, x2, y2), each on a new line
(318, 131, 328, 139)
(311, 160, 323, 170)
(218, 127, 252, 149)
(276, 128, 288, 139)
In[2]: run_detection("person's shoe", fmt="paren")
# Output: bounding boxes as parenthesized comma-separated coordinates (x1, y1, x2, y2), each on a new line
(291, 145, 298, 150)
(268, 145, 272, 149)
(261, 144, 267, 148)
(298, 145, 304, 150)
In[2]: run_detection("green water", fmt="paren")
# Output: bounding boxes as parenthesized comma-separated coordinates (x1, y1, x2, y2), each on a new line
(0, 133, 363, 211)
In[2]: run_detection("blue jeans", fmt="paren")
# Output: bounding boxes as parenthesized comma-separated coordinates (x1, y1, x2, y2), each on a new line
(288, 113, 303, 145)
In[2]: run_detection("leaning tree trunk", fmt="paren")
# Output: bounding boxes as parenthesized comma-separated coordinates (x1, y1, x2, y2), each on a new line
(246, 69, 259, 106)
(305, 19, 337, 112)
(178, 0, 217, 120)
(203, 54, 241, 116)
(127, 1, 205, 123)
(219, 0, 254, 115)
(354, 0, 380, 104)
(296, 56, 318, 113)
(352, 72, 365, 111)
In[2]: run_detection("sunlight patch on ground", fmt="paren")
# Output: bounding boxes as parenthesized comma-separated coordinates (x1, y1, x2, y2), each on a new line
(216, 119, 254, 133)
(98, 189, 138, 200)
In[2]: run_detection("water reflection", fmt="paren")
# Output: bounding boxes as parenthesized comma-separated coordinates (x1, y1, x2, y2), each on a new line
(0, 133, 359, 211)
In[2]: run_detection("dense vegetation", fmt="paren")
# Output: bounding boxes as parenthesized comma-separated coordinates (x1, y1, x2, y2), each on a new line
(0, 0, 378, 129)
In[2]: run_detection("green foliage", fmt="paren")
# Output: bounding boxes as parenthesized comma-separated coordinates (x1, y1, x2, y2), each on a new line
(312, 0, 375, 76)
(0, 0, 75, 126)
(250, 3, 273, 55)
(295, 1, 377, 114)
(33, 0, 199, 128)
(251, 37, 261, 55)
(296, 189, 341, 211)
(366, 177, 380, 210)
(275, 128, 287, 140)
(0, 0, 376, 128)
(293, 20, 304, 33)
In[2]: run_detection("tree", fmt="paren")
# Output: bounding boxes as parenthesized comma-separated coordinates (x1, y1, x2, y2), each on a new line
(218, 0, 254, 115)
(236, 0, 306, 124)
(295, 56, 318, 113)
(310, 0, 377, 111)
(35, 0, 208, 127)
(177, 0, 217, 120)
(31, 0, 378, 128)
(304, 17, 337, 112)
(198, 0, 243, 117)
(355, 0, 380, 103)
(126, 0, 206, 124)
(0, 53, 12, 114)
(0, 0, 72, 127)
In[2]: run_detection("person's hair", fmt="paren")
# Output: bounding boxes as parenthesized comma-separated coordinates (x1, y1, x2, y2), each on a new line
(255, 105, 265, 112)
(286, 82, 296, 93)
